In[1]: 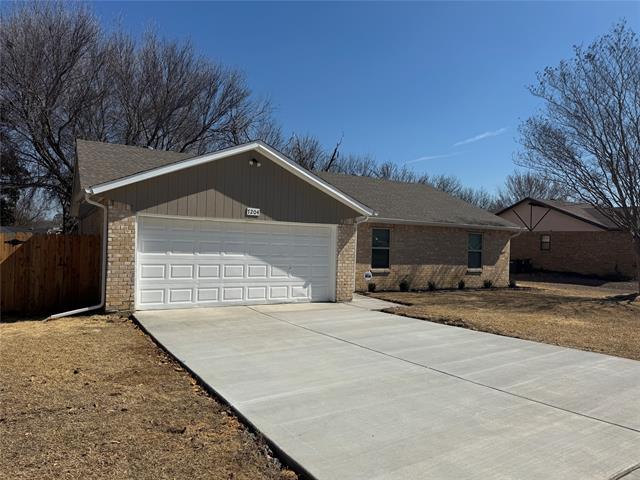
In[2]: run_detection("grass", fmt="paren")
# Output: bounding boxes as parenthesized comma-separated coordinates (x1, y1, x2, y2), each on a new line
(371, 282, 640, 361)
(0, 314, 297, 480)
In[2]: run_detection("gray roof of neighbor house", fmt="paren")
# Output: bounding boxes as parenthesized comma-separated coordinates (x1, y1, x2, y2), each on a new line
(317, 172, 519, 230)
(76, 139, 193, 190)
(75, 139, 519, 230)
(498, 197, 619, 230)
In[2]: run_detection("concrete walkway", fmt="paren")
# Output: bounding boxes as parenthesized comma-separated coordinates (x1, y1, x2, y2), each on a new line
(135, 302, 640, 480)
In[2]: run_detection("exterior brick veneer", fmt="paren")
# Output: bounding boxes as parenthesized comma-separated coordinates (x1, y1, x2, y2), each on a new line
(511, 230, 636, 279)
(100, 207, 513, 309)
(355, 223, 511, 291)
(336, 223, 357, 301)
(105, 200, 136, 311)
(103, 205, 358, 311)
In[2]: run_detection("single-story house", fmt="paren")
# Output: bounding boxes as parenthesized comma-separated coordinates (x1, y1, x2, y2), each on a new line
(72, 140, 520, 311)
(497, 198, 637, 279)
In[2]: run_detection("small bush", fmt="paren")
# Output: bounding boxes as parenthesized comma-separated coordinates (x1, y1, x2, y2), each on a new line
(367, 282, 377, 292)
(483, 279, 493, 289)
(457, 279, 465, 290)
(399, 278, 410, 292)
(427, 281, 437, 291)
(509, 279, 517, 288)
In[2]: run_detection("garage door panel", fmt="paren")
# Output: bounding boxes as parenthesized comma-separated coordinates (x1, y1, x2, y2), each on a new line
(139, 289, 165, 305)
(169, 264, 194, 279)
(137, 217, 335, 309)
(247, 286, 268, 300)
(169, 288, 193, 303)
(198, 265, 220, 278)
(269, 286, 288, 299)
(196, 288, 219, 302)
(222, 287, 244, 301)
(223, 265, 245, 278)
(291, 285, 309, 298)
(270, 265, 289, 278)
(248, 264, 268, 278)
(140, 264, 165, 279)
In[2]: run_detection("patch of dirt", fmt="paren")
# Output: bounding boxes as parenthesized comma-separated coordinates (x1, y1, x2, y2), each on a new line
(372, 283, 640, 360)
(0, 315, 297, 480)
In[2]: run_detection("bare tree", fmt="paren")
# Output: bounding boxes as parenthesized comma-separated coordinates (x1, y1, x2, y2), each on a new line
(517, 22, 640, 292)
(1, 3, 106, 227)
(457, 186, 496, 211)
(328, 153, 378, 176)
(493, 170, 570, 210)
(417, 173, 463, 193)
(284, 133, 327, 171)
(12, 190, 51, 228)
(0, 133, 24, 225)
(0, 2, 278, 228)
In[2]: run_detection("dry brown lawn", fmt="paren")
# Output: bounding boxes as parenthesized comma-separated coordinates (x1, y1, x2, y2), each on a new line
(371, 282, 640, 360)
(0, 315, 297, 480)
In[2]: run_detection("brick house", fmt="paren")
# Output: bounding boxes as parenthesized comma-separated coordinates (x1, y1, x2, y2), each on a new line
(71, 140, 520, 312)
(497, 198, 637, 279)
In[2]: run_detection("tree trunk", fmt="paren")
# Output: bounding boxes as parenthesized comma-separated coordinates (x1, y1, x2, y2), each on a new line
(633, 235, 640, 296)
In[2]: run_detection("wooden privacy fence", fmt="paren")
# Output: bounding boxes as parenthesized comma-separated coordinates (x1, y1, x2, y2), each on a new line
(1, 233, 101, 315)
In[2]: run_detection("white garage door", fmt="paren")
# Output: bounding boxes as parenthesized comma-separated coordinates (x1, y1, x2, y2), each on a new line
(136, 216, 336, 310)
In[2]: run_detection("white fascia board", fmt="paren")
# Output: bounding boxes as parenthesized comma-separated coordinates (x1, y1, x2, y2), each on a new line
(86, 141, 374, 217)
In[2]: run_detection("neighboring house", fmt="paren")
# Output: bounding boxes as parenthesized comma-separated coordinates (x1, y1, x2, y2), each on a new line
(72, 140, 519, 311)
(497, 198, 636, 279)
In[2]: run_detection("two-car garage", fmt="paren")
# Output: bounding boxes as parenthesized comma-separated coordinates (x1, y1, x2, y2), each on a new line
(76, 140, 372, 312)
(136, 216, 336, 310)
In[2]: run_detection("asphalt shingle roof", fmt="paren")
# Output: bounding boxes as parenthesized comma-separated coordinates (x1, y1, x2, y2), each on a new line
(317, 172, 518, 229)
(76, 139, 193, 190)
(75, 140, 519, 229)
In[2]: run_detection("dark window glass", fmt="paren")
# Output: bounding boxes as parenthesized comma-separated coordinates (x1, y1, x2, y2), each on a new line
(372, 229, 390, 248)
(468, 233, 483, 251)
(372, 248, 390, 269)
(468, 251, 482, 269)
(468, 233, 483, 269)
(540, 235, 551, 251)
(371, 228, 390, 268)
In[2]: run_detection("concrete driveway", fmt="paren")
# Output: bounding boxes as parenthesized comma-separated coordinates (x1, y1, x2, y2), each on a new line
(135, 298, 640, 480)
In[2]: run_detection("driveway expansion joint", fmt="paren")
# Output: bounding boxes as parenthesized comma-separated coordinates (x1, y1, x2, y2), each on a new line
(248, 305, 640, 435)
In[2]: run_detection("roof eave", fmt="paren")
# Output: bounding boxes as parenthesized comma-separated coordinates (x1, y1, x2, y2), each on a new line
(365, 217, 523, 232)
(83, 141, 374, 217)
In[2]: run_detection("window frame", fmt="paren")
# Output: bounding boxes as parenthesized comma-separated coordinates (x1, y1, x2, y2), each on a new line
(371, 228, 390, 269)
(540, 234, 551, 251)
(467, 232, 483, 270)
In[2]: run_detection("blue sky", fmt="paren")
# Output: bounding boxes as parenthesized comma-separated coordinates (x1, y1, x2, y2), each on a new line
(91, 1, 639, 192)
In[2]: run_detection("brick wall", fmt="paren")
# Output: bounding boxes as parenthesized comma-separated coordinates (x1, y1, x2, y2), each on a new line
(355, 223, 511, 291)
(511, 230, 637, 279)
(336, 223, 357, 301)
(105, 200, 136, 311)
(102, 205, 359, 310)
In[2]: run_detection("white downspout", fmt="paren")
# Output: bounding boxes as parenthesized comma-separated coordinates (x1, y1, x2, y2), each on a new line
(47, 195, 108, 320)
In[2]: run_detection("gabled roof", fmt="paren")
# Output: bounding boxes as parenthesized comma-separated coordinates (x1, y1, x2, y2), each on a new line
(317, 172, 520, 230)
(497, 197, 618, 230)
(75, 139, 520, 230)
(76, 140, 193, 190)
(75, 140, 374, 216)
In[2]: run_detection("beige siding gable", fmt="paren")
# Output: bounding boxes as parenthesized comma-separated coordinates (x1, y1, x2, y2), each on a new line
(105, 151, 359, 224)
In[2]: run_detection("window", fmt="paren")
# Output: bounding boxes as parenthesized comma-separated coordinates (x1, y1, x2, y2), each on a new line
(540, 234, 551, 251)
(468, 233, 483, 269)
(371, 228, 390, 269)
